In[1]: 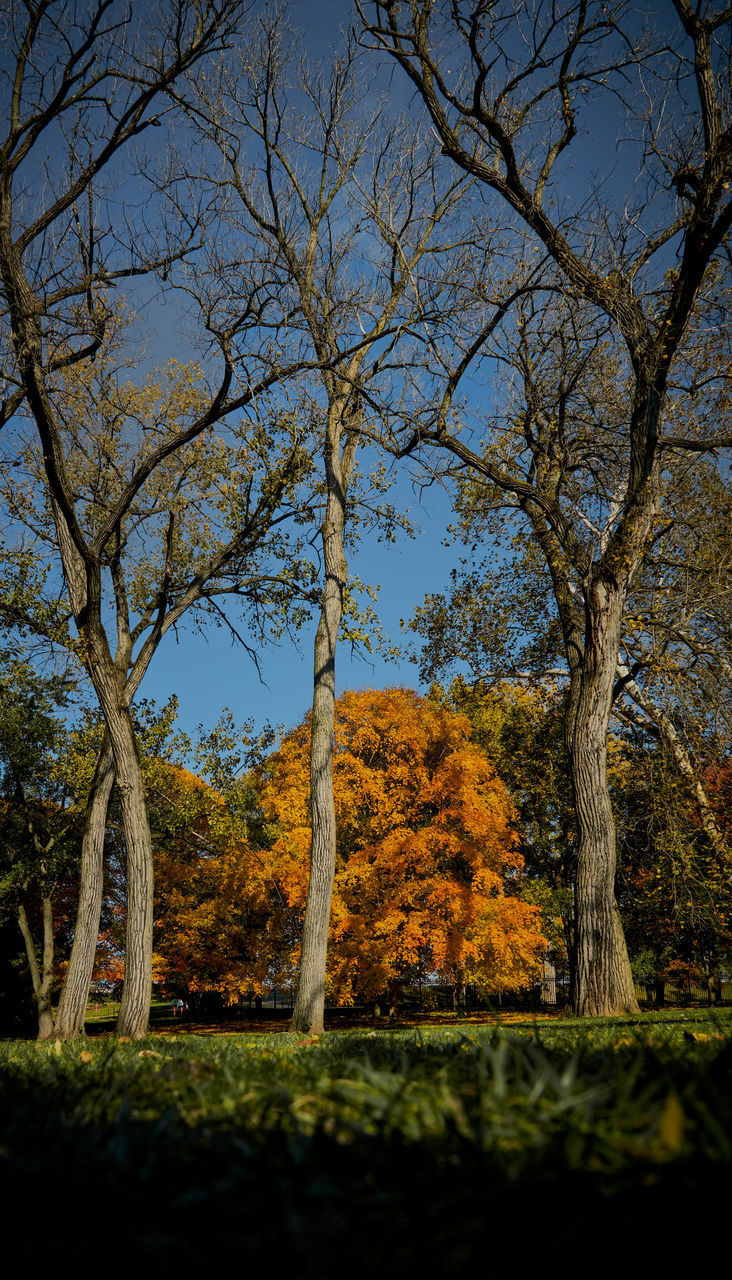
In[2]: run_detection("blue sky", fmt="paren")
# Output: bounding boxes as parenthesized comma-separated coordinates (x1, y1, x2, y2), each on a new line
(7, 0, 686, 752)
(0, 0, 466, 755)
(129, 2, 471, 744)
(142, 460, 459, 742)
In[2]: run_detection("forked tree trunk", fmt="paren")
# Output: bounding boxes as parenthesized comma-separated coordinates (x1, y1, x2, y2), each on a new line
(54, 633, 171, 1039)
(84, 636, 155, 1041)
(4, 203, 155, 1046)
(569, 578, 639, 1016)
(52, 733, 115, 1040)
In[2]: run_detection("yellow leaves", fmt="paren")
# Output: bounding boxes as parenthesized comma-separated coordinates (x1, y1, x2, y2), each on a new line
(263, 688, 546, 1003)
(79, 1049, 94, 1063)
(658, 1092, 684, 1153)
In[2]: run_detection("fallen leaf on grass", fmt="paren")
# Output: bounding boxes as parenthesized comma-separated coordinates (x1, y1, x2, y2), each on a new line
(659, 1092, 684, 1153)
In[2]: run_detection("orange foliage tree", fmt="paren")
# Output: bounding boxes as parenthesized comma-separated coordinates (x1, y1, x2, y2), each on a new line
(258, 688, 546, 1006)
(149, 763, 294, 1003)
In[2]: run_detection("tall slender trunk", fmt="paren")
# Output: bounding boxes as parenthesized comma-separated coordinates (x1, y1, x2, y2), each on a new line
(17, 897, 54, 1040)
(110, 710, 155, 1040)
(82, 634, 154, 1040)
(52, 733, 115, 1039)
(291, 427, 352, 1035)
(569, 577, 639, 1016)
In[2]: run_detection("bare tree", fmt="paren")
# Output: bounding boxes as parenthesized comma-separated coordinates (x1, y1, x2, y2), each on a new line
(411, 283, 731, 986)
(410, 276, 732, 1004)
(359, 0, 732, 1015)
(0, 0, 334, 1038)
(1, 332, 320, 1037)
(187, 16, 475, 1031)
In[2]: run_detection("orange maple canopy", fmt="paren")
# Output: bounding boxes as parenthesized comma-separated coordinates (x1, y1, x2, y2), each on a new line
(258, 687, 546, 1003)
(148, 759, 290, 1000)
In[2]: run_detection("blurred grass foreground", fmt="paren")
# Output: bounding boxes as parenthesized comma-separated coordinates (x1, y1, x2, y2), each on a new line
(1, 1008, 731, 1274)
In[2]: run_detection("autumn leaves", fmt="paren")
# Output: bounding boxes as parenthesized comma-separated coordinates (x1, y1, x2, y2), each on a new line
(153, 689, 546, 1005)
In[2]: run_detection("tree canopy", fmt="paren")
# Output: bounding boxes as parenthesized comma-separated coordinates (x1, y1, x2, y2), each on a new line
(258, 688, 545, 1004)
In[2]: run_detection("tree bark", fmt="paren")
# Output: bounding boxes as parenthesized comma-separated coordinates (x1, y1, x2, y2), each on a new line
(52, 732, 115, 1039)
(109, 709, 155, 1040)
(541, 956, 557, 1005)
(701, 954, 722, 1006)
(291, 420, 354, 1034)
(569, 578, 639, 1016)
(56, 554, 154, 1040)
(288, 346, 362, 1037)
(73, 611, 154, 1040)
(17, 898, 54, 1040)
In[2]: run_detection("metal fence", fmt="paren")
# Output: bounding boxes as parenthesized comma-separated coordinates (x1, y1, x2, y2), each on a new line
(634, 979, 732, 1007)
(525, 975, 731, 1008)
(183, 977, 731, 1016)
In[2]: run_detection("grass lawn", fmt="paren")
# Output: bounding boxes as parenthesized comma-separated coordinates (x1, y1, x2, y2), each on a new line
(1, 1008, 731, 1272)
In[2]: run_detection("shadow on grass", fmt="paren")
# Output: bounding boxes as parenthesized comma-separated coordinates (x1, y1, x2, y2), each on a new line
(3, 1012, 732, 1272)
(0, 1103, 727, 1273)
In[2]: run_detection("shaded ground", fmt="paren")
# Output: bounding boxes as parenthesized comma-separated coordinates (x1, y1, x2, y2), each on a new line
(84, 997, 730, 1038)
(2, 1011, 731, 1273)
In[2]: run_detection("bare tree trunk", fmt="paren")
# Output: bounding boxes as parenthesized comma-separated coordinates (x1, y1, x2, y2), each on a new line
(291, 434, 351, 1035)
(700, 953, 722, 1006)
(18, 898, 54, 1039)
(112, 713, 155, 1040)
(81, 635, 154, 1040)
(541, 956, 557, 1005)
(570, 581, 639, 1016)
(53, 733, 115, 1039)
